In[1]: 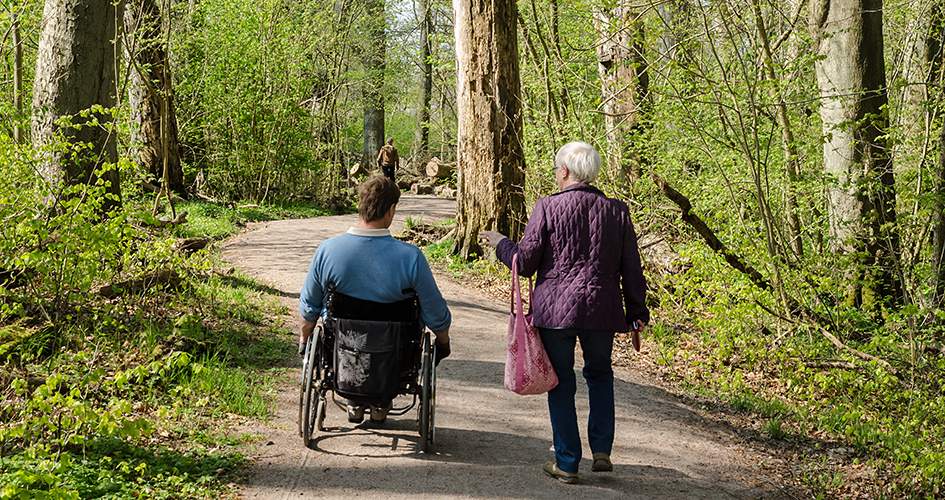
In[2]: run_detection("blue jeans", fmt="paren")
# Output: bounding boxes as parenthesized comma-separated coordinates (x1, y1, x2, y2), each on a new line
(382, 164, 395, 181)
(538, 328, 615, 474)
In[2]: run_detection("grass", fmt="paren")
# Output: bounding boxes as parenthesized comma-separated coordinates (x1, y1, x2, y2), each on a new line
(171, 197, 349, 240)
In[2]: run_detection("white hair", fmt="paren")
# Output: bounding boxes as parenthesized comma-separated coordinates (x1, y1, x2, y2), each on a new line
(554, 141, 602, 183)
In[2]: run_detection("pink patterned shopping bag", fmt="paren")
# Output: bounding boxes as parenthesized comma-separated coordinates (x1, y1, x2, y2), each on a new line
(504, 253, 558, 395)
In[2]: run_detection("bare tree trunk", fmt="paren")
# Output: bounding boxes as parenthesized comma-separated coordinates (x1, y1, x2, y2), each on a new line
(12, 9, 24, 144)
(452, 0, 526, 260)
(126, 0, 186, 197)
(413, 0, 433, 165)
(595, 1, 649, 184)
(32, 0, 123, 211)
(810, 0, 901, 309)
(928, 6, 945, 307)
(935, 113, 945, 306)
(361, 0, 386, 171)
(898, 3, 941, 177)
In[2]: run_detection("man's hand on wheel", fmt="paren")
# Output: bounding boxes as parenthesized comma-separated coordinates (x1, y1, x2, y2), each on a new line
(434, 339, 450, 366)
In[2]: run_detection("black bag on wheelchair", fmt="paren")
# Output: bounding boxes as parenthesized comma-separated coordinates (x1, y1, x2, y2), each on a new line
(333, 318, 401, 399)
(326, 289, 421, 402)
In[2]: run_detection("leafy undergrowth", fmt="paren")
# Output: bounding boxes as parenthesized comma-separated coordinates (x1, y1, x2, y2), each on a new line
(421, 233, 944, 500)
(0, 181, 321, 498)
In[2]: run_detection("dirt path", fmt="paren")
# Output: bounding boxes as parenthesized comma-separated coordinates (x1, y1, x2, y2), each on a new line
(221, 194, 795, 499)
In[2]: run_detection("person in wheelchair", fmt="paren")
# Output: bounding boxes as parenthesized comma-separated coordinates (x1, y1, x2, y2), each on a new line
(298, 175, 452, 424)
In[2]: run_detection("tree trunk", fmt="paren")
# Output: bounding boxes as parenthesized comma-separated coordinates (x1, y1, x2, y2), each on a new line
(930, 5, 945, 307)
(595, 2, 649, 184)
(935, 109, 945, 307)
(32, 0, 122, 211)
(413, 0, 433, 164)
(126, 0, 186, 197)
(361, 0, 386, 171)
(12, 10, 24, 144)
(452, 0, 527, 260)
(898, 3, 942, 177)
(750, 0, 803, 257)
(810, 0, 901, 309)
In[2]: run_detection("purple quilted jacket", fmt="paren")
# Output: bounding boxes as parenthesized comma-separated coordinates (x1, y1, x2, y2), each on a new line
(496, 183, 649, 332)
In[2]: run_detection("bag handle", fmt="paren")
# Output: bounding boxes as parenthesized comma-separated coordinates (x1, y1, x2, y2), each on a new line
(510, 254, 534, 316)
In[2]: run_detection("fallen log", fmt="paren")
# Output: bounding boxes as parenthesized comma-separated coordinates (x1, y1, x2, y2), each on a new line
(433, 185, 457, 198)
(425, 159, 455, 179)
(175, 238, 210, 255)
(348, 163, 369, 179)
(411, 183, 434, 195)
(99, 269, 182, 298)
(143, 210, 188, 228)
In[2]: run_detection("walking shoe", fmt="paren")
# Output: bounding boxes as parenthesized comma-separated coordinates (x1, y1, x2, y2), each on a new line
(346, 404, 365, 423)
(369, 402, 392, 424)
(543, 462, 578, 484)
(591, 453, 613, 472)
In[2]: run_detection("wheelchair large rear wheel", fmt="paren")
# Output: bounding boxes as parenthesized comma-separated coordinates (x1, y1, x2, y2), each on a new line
(418, 332, 436, 453)
(298, 337, 313, 438)
(300, 325, 324, 447)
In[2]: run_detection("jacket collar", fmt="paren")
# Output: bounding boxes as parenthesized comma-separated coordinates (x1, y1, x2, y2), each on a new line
(554, 182, 605, 197)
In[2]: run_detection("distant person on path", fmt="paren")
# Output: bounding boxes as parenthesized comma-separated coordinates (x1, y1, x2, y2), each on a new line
(376, 137, 399, 182)
(298, 175, 451, 424)
(478, 141, 649, 484)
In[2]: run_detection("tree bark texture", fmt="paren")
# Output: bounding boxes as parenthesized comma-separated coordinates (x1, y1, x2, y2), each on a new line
(452, 0, 527, 260)
(810, 0, 901, 307)
(361, 0, 386, 171)
(595, 2, 649, 184)
(935, 107, 945, 306)
(413, 0, 433, 164)
(916, 6, 945, 307)
(32, 0, 122, 209)
(126, 0, 186, 197)
(13, 11, 24, 144)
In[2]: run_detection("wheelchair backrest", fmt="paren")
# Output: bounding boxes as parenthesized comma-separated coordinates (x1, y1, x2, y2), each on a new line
(325, 289, 420, 323)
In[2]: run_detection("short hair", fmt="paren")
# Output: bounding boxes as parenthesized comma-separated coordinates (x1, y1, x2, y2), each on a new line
(358, 175, 400, 222)
(386, 137, 394, 145)
(554, 141, 602, 183)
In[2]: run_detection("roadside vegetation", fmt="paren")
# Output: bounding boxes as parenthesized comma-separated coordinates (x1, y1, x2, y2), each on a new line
(5, 0, 945, 498)
(0, 160, 347, 498)
(424, 226, 945, 500)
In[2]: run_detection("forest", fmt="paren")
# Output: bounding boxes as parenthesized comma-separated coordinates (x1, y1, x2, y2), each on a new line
(2, 0, 945, 498)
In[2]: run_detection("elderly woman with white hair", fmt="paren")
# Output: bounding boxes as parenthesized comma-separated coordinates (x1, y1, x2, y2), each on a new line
(479, 141, 649, 484)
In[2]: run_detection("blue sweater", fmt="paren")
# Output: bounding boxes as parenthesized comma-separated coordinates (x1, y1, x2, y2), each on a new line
(299, 228, 452, 334)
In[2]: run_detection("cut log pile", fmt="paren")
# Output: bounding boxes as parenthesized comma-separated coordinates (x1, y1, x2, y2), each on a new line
(345, 158, 457, 199)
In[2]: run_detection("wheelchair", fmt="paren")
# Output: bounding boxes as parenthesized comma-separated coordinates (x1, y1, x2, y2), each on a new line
(298, 288, 437, 452)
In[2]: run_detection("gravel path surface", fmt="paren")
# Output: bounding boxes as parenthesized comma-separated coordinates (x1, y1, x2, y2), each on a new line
(221, 194, 794, 499)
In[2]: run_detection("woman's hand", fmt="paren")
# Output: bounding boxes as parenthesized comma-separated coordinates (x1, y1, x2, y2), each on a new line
(477, 230, 507, 248)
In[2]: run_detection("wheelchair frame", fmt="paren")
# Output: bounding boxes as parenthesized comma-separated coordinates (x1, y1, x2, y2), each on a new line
(298, 291, 437, 453)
